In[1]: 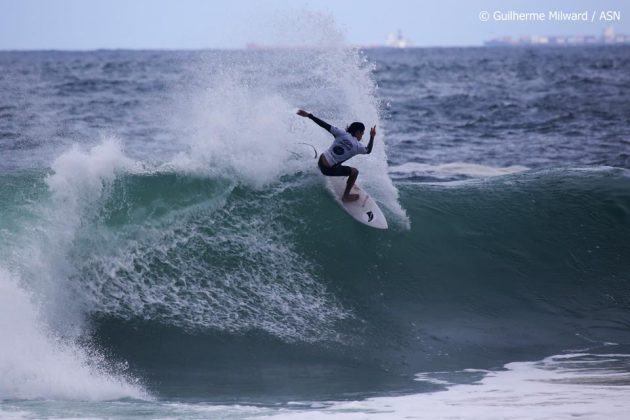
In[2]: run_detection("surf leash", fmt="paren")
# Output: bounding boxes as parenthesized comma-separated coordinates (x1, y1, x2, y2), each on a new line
(296, 142, 318, 159)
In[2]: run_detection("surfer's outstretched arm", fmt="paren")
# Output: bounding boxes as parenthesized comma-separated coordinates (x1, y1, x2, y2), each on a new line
(297, 109, 332, 133)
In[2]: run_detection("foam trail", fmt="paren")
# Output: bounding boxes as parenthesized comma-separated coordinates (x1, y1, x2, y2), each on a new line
(71, 173, 352, 342)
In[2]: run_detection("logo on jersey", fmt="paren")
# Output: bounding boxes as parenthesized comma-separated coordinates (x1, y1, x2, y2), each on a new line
(333, 146, 344, 155)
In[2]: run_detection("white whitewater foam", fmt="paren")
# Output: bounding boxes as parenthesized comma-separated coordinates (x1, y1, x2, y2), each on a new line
(5, 352, 627, 419)
(46, 136, 137, 209)
(389, 162, 530, 179)
(0, 267, 148, 401)
(258, 353, 630, 420)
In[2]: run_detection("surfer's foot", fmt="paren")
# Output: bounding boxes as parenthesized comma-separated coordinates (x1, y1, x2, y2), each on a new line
(342, 193, 360, 202)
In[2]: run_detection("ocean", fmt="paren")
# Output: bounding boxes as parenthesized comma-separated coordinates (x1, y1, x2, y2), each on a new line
(1, 42, 629, 419)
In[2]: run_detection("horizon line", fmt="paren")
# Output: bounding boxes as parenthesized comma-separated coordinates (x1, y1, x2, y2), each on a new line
(5, 43, 630, 53)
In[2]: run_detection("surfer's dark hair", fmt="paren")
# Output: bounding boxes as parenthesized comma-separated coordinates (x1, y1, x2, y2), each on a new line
(346, 122, 365, 136)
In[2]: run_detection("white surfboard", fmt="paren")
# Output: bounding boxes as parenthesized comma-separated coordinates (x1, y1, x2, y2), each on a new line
(326, 177, 388, 229)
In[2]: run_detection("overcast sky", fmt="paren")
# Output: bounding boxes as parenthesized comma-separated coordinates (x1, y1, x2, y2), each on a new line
(1, 0, 629, 50)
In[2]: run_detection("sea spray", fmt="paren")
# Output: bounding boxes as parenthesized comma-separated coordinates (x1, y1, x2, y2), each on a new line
(19, 137, 139, 332)
(170, 73, 303, 187)
(168, 10, 409, 226)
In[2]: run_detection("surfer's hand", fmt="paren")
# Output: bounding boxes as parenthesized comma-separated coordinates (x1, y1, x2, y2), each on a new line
(297, 109, 310, 118)
(370, 125, 376, 138)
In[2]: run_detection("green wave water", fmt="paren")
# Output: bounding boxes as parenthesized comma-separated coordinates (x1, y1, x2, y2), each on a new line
(2, 163, 629, 400)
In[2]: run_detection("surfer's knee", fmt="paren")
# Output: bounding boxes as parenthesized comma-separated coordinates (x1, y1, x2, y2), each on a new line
(350, 167, 359, 177)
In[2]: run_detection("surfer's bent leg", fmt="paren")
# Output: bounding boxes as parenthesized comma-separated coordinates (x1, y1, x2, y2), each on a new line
(318, 155, 359, 202)
(342, 168, 360, 202)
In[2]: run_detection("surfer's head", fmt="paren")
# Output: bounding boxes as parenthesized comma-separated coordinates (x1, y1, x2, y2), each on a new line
(346, 122, 365, 140)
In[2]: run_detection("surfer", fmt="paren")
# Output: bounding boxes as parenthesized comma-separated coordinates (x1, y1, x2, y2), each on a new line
(297, 109, 376, 202)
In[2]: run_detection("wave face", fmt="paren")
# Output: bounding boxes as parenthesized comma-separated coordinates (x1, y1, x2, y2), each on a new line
(2, 159, 629, 401)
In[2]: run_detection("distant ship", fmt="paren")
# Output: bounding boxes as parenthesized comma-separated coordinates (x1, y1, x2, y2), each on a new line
(385, 30, 411, 48)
